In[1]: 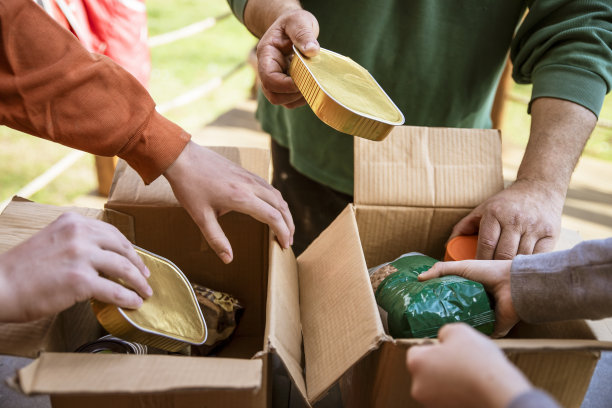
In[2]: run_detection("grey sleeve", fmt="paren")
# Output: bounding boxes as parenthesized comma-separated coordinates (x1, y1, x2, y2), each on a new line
(507, 389, 560, 408)
(511, 238, 612, 323)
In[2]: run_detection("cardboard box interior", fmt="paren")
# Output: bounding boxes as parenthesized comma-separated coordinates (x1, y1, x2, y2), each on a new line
(0, 146, 304, 408)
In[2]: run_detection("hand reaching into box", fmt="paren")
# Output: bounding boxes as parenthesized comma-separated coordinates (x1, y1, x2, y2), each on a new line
(163, 141, 295, 264)
(0, 212, 152, 322)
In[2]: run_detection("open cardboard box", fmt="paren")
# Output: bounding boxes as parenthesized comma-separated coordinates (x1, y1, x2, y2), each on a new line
(2, 128, 612, 408)
(289, 126, 612, 408)
(0, 146, 304, 408)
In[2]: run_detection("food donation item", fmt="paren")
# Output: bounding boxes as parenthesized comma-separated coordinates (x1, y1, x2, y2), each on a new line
(289, 45, 404, 141)
(444, 235, 478, 261)
(370, 253, 495, 338)
(190, 284, 244, 356)
(92, 246, 207, 352)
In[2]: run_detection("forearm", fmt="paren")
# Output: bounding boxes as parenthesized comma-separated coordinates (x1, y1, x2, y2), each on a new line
(0, 0, 189, 184)
(243, 0, 302, 37)
(507, 389, 560, 408)
(511, 238, 612, 323)
(516, 97, 596, 195)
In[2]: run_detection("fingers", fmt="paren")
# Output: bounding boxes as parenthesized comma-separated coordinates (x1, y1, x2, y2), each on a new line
(91, 250, 153, 299)
(91, 221, 150, 278)
(283, 11, 320, 57)
(516, 234, 538, 256)
(437, 322, 474, 342)
(493, 228, 521, 260)
(250, 179, 295, 243)
(199, 209, 234, 264)
(476, 214, 501, 260)
(232, 194, 292, 249)
(89, 275, 144, 309)
(533, 236, 555, 254)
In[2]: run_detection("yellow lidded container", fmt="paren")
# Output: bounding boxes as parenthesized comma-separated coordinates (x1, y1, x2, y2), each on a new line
(288, 45, 404, 141)
(92, 246, 207, 352)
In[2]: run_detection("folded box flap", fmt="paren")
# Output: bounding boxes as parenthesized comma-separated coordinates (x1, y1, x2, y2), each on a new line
(18, 353, 262, 395)
(0, 199, 102, 253)
(107, 146, 270, 205)
(494, 339, 612, 352)
(354, 126, 503, 207)
(298, 205, 385, 403)
(266, 238, 309, 404)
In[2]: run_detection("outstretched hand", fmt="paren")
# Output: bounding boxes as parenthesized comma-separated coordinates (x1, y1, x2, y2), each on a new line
(0, 212, 152, 323)
(256, 9, 320, 108)
(419, 259, 518, 337)
(163, 141, 294, 264)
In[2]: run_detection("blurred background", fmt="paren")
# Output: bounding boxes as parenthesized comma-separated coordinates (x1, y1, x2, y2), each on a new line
(0, 0, 611, 240)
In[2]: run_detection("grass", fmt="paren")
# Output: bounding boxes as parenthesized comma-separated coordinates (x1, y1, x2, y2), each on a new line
(0, 1, 611, 206)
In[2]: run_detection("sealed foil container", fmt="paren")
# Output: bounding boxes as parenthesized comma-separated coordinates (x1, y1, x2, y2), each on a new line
(91, 246, 207, 352)
(288, 45, 404, 141)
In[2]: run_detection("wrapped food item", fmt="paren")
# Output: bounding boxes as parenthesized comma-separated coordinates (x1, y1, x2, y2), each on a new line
(370, 253, 495, 338)
(191, 284, 244, 356)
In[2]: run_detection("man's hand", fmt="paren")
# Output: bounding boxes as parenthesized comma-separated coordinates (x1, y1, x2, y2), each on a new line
(163, 141, 294, 264)
(0, 212, 152, 323)
(419, 260, 518, 337)
(450, 179, 564, 259)
(255, 9, 320, 108)
(407, 323, 532, 408)
(451, 98, 596, 260)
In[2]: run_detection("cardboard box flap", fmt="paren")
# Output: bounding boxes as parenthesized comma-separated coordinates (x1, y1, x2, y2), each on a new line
(298, 205, 386, 402)
(107, 146, 271, 206)
(0, 199, 102, 253)
(494, 339, 612, 352)
(265, 237, 308, 403)
(354, 126, 503, 207)
(18, 353, 262, 395)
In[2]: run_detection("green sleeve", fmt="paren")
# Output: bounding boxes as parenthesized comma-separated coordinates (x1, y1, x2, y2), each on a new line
(226, 0, 248, 24)
(510, 0, 612, 116)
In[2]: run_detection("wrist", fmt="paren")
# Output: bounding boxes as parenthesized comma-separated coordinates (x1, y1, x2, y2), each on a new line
(511, 177, 567, 200)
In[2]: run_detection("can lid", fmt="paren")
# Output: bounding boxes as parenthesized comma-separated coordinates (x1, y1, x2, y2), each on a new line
(444, 235, 478, 261)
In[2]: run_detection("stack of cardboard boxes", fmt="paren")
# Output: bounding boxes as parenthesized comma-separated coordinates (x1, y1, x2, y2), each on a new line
(1, 127, 610, 408)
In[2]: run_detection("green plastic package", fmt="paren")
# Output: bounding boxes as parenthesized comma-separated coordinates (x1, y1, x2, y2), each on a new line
(371, 253, 495, 338)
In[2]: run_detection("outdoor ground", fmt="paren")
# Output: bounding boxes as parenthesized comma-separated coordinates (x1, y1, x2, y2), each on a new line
(0, 0, 611, 407)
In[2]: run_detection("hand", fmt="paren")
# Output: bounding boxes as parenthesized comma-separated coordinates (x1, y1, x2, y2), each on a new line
(450, 179, 564, 260)
(256, 9, 320, 108)
(163, 141, 294, 264)
(407, 323, 532, 408)
(0, 212, 152, 323)
(419, 260, 518, 337)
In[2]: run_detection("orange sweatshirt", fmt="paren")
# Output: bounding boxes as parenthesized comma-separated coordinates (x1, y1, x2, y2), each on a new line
(0, 0, 190, 184)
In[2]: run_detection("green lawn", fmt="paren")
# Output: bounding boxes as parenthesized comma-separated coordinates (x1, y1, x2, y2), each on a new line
(0, 2, 611, 205)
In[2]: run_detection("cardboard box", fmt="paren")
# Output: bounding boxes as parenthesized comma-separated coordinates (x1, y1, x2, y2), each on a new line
(0, 146, 304, 408)
(3, 129, 612, 408)
(288, 126, 612, 408)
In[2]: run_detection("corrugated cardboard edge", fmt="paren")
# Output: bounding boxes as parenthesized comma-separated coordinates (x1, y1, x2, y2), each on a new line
(265, 232, 309, 405)
(16, 353, 262, 395)
(108, 146, 271, 206)
(354, 126, 503, 207)
(298, 205, 387, 403)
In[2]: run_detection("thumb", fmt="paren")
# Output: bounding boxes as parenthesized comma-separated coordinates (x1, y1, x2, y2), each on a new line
(449, 213, 481, 243)
(284, 11, 320, 57)
(199, 209, 233, 264)
(418, 262, 446, 281)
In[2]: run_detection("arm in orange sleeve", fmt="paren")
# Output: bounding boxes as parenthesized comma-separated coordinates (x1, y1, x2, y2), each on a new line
(0, 0, 189, 183)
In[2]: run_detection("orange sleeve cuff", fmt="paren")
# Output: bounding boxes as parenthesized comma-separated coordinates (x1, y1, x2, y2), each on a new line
(118, 110, 191, 184)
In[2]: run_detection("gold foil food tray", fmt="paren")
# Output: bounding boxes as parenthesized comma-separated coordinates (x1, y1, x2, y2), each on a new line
(92, 246, 207, 352)
(289, 45, 404, 141)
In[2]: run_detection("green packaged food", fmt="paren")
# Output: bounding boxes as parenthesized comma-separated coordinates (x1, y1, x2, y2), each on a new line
(371, 253, 495, 338)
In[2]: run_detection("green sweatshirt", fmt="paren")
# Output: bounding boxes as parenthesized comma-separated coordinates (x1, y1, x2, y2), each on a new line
(228, 0, 612, 195)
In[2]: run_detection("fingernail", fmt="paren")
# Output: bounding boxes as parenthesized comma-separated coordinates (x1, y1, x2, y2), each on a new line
(131, 295, 144, 309)
(145, 285, 153, 297)
(220, 251, 232, 264)
(144, 266, 151, 278)
(303, 41, 317, 51)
